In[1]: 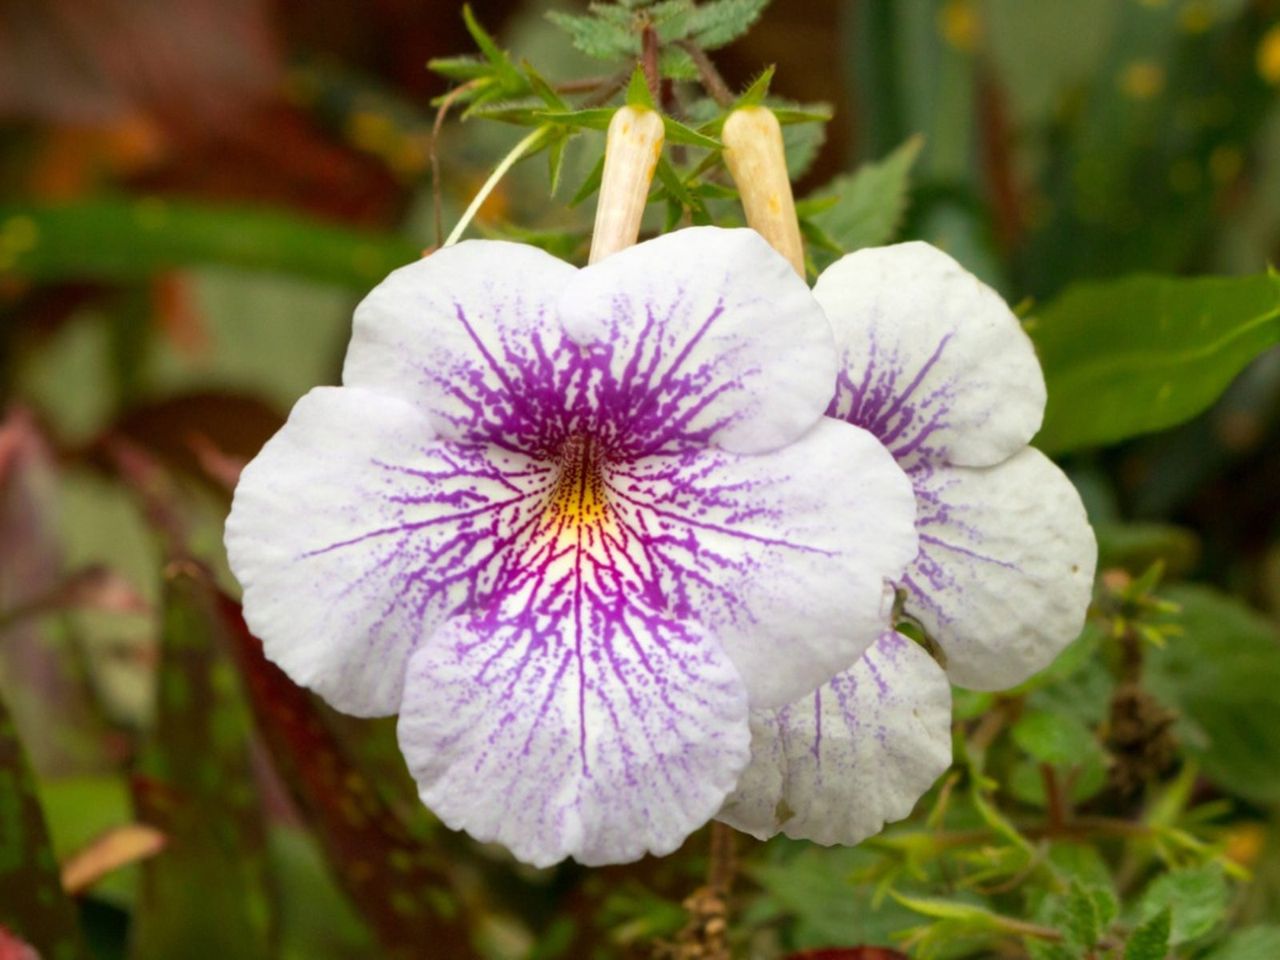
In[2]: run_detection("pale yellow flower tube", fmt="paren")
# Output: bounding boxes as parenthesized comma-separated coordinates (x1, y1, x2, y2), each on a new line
(589, 106, 665, 264)
(722, 106, 805, 277)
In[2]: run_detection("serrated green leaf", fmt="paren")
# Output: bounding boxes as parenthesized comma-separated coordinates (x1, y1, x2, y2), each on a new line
(1061, 880, 1103, 949)
(1138, 863, 1229, 945)
(808, 135, 923, 267)
(0, 693, 88, 959)
(688, 0, 771, 49)
(1029, 272, 1280, 455)
(659, 45, 700, 80)
(130, 564, 274, 960)
(1145, 585, 1280, 803)
(547, 9, 637, 60)
(1126, 908, 1171, 960)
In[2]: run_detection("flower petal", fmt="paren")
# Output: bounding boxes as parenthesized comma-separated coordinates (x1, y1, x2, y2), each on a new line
(814, 242, 1046, 469)
(905, 447, 1097, 690)
(559, 226, 837, 455)
(225, 386, 556, 716)
(398, 607, 749, 868)
(718, 632, 952, 845)
(343, 240, 578, 451)
(609, 417, 918, 709)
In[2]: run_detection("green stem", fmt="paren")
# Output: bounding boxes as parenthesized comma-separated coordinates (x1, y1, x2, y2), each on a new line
(443, 126, 549, 248)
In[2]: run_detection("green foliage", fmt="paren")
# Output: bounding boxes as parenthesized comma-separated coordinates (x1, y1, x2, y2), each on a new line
(1146, 585, 1280, 804)
(1137, 863, 1230, 945)
(129, 565, 274, 960)
(0, 199, 420, 288)
(1205, 926, 1280, 960)
(801, 136, 923, 270)
(548, 0, 769, 66)
(1125, 908, 1171, 960)
(1030, 272, 1280, 454)
(0, 692, 87, 960)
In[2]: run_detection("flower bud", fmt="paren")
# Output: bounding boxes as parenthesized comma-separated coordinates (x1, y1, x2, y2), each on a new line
(589, 106, 665, 264)
(722, 106, 805, 277)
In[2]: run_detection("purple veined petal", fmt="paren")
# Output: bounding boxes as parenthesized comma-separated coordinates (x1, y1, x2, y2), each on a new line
(814, 242, 1046, 471)
(225, 386, 559, 716)
(397, 594, 750, 867)
(904, 447, 1097, 691)
(559, 227, 838, 456)
(343, 240, 579, 453)
(717, 631, 952, 845)
(606, 416, 919, 709)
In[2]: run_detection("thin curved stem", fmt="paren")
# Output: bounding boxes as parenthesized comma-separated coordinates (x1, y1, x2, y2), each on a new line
(443, 126, 548, 248)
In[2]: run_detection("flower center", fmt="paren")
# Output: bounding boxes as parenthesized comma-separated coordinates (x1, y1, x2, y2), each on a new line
(548, 433, 610, 526)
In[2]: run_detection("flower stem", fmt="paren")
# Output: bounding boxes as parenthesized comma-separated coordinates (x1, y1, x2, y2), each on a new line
(443, 126, 548, 248)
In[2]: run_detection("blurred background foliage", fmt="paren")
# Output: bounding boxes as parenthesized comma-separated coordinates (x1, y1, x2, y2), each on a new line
(2, 0, 1280, 958)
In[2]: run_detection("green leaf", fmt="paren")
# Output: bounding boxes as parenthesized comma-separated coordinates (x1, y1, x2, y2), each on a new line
(688, 0, 771, 49)
(536, 107, 616, 131)
(0, 199, 420, 288)
(0, 692, 88, 960)
(1125, 908, 1171, 960)
(130, 564, 274, 960)
(569, 155, 606, 207)
(807, 135, 923, 267)
(1145, 585, 1280, 803)
(1137, 863, 1229, 945)
(425, 54, 490, 82)
(735, 66, 775, 107)
(661, 115, 722, 150)
(1029, 271, 1280, 455)
(546, 9, 637, 60)
(625, 67, 657, 109)
(1204, 926, 1280, 960)
(1010, 710, 1099, 767)
(1060, 879, 1108, 950)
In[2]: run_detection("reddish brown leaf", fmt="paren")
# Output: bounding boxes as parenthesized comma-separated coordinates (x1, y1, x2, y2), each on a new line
(219, 594, 474, 960)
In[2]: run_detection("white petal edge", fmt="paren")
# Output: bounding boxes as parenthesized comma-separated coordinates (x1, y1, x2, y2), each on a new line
(814, 241, 1046, 469)
(560, 226, 838, 456)
(225, 386, 555, 716)
(904, 447, 1098, 691)
(343, 240, 578, 446)
(398, 608, 750, 868)
(609, 416, 919, 709)
(718, 631, 952, 845)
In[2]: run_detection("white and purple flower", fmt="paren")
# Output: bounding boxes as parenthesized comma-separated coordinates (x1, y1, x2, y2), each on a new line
(225, 226, 920, 867)
(719, 242, 1098, 846)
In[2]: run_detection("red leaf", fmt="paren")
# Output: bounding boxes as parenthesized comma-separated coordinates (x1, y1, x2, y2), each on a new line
(218, 594, 474, 960)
